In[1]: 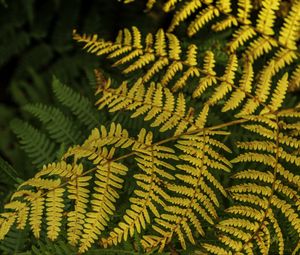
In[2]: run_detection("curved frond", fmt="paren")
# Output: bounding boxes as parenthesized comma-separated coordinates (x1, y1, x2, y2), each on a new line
(10, 119, 56, 167)
(142, 130, 231, 252)
(202, 112, 300, 255)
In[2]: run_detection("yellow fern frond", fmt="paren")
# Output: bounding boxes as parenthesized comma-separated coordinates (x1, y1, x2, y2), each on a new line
(216, 0, 232, 13)
(228, 26, 256, 52)
(211, 15, 238, 31)
(203, 113, 300, 254)
(165, 33, 181, 60)
(267, 210, 284, 255)
(268, 48, 298, 74)
(155, 29, 167, 57)
(278, 0, 300, 50)
(237, 0, 253, 24)
(238, 62, 274, 115)
(222, 62, 253, 112)
(46, 188, 64, 240)
(167, 0, 202, 32)
(163, 0, 180, 12)
(102, 134, 177, 248)
(142, 130, 230, 251)
(4, 202, 28, 230)
(187, 6, 220, 37)
(202, 244, 232, 255)
(208, 54, 238, 105)
(95, 79, 215, 134)
(289, 66, 300, 92)
(79, 151, 128, 252)
(256, 0, 280, 35)
(29, 193, 44, 238)
(244, 36, 278, 62)
(67, 175, 92, 246)
(0, 213, 17, 240)
(193, 51, 217, 98)
(267, 73, 289, 112)
(271, 195, 300, 236)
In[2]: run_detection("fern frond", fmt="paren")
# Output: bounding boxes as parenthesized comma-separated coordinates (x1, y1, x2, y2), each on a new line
(10, 119, 56, 167)
(238, 62, 274, 116)
(211, 15, 238, 32)
(52, 77, 99, 129)
(228, 26, 257, 53)
(79, 148, 128, 253)
(1, 122, 158, 253)
(192, 51, 217, 98)
(95, 79, 212, 134)
(202, 112, 300, 255)
(268, 48, 298, 74)
(244, 36, 278, 62)
(187, 6, 220, 37)
(222, 62, 253, 112)
(256, 0, 280, 35)
(265, 73, 289, 112)
(142, 130, 231, 251)
(74, 27, 212, 95)
(101, 130, 177, 248)
(46, 188, 64, 240)
(167, 0, 202, 32)
(28, 192, 44, 239)
(237, 0, 253, 24)
(278, 0, 300, 50)
(208, 54, 238, 105)
(23, 104, 83, 144)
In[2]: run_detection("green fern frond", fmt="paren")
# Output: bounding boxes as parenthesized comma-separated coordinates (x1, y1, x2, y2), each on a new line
(29, 240, 76, 255)
(0, 225, 28, 255)
(10, 119, 56, 167)
(52, 77, 100, 129)
(23, 104, 83, 145)
(0, 156, 20, 187)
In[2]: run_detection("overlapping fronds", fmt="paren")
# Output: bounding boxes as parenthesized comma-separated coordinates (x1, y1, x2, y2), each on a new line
(74, 26, 295, 115)
(95, 78, 210, 134)
(202, 111, 300, 255)
(3, 1, 300, 254)
(141, 129, 231, 252)
(23, 104, 82, 145)
(0, 122, 149, 253)
(113, 0, 299, 79)
(74, 27, 226, 94)
(101, 130, 178, 247)
(52, 77, 100, 129)
(10, 119, 56, 167)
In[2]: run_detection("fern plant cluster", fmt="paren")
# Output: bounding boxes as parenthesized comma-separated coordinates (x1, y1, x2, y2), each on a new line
(0, 0, 300, 254)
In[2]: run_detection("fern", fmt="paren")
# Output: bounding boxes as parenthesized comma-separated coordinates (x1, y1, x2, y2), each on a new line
(0, 156, 20, 188)
(10, 119, 56, 168)
(1, 0, 300, 254)
(23, 104, 83, 145)
(52, 77, 100, 129)
(203, 112, 300, 255)
(0, 226, 29, 255)
(74, 26, 296, 115)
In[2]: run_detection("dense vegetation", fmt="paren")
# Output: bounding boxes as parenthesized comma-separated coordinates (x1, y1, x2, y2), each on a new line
(0, 0, 299, 254)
